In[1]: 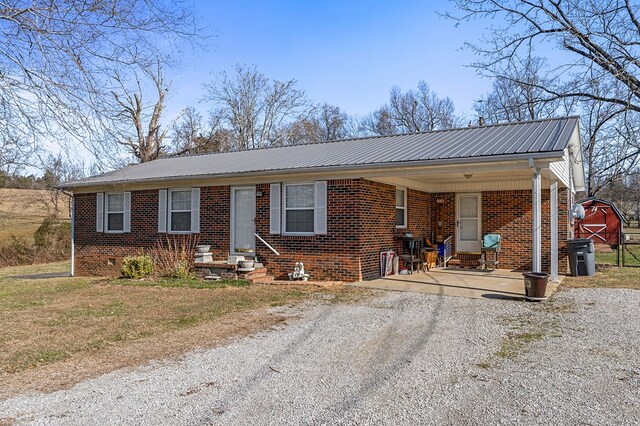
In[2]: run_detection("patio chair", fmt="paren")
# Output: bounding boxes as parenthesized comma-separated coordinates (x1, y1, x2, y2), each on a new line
(480, 234, 501, 270)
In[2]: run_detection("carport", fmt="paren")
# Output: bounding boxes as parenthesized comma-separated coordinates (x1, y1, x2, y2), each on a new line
(349, 269, 562, 299)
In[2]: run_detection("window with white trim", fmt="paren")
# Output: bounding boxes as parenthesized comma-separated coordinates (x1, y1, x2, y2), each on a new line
(106, 193, 125, 232)
(169, 189, 192, 232)
(395, 188, 407, 228)
(283, 183, 315, 234)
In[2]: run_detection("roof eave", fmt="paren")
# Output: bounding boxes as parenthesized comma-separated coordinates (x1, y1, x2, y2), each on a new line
(61, 150, 568, 190)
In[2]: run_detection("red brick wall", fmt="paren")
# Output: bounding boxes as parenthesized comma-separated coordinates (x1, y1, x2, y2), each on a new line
(357, 181, 397, 280)
(481, 188, 568, 272)
(255, 180, 362, 281)
(74, 181, 569, 279)
(74, 187, 231, 276)
(433, 189, 569, 273)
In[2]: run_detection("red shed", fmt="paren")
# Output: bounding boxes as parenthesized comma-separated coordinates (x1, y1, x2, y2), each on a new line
(574, 197, 624, 246)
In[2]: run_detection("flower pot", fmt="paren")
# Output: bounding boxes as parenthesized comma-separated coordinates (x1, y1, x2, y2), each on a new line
(196, 245, 211, 253)
(239, 260, 255, 269)
(522, 271, 549, 301)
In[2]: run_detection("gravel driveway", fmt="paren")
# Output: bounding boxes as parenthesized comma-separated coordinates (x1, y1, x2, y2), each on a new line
(1, 288, 639, 425)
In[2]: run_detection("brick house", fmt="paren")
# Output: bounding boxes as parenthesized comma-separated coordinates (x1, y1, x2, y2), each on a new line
(64, 117, 585, 282)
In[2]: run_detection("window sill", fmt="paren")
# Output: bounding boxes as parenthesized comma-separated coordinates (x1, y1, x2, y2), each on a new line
(395, 225, 407, 229)
(104, 230, 126, 234)
(167, 231, 193, 235)
(282, 232, 316, 237)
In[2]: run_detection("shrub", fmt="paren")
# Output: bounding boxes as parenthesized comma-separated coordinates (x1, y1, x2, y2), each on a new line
(0, 217, 71, 267)
(152, 234, 199, 280)
(0, 236, 35, 267)
(34, 217, 71, 257)
(121, 255, 153, 279)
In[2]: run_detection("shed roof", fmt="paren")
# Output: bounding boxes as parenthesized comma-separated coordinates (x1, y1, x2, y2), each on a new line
(65, 116, 581, 188)
(578, 197, 625, 222)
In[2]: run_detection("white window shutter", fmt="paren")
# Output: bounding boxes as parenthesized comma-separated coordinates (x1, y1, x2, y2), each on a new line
(191, 187, 200, 233)
(314, 181, 327, 235)
(96, 193, 104, 232)
(123, 192, 131, 233)
(158, 190, 167, 233)
(270, 183, 281, 234)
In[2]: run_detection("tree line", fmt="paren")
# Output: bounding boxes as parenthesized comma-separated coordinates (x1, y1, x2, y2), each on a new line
(1, 0, 639, 209)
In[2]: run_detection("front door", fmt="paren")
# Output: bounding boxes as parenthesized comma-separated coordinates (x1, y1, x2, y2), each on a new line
(231, 187, 256, 256)
(456, 193, 482, 253)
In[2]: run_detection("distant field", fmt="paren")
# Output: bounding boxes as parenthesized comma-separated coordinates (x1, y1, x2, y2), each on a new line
(0, 189, 70, 241)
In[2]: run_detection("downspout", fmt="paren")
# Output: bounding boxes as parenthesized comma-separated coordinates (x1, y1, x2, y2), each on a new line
(70, 194, 75, 277)
(60, 189, 75, 277)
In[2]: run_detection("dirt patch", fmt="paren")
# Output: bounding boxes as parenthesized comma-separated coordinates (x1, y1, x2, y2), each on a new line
(0, 306, 287, 399)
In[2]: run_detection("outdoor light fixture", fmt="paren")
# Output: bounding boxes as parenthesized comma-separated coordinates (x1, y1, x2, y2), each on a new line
(464, 173, 473, 179)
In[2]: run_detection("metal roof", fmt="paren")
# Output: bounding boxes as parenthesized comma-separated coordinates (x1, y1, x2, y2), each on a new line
(65, 116, 580, 188)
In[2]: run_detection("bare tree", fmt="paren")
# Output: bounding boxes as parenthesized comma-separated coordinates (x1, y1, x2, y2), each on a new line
(110, 63, 172, 163)
(287, 103, 357, 144)
(361, 82, 459, 136)
(204, 65, 311, 150)
(171, 107, 231, 155)
(0, 0, 200, 169)
(448, 0, 640, 195)
(447, 0, 640, 112)
(474, 56, 575, 124)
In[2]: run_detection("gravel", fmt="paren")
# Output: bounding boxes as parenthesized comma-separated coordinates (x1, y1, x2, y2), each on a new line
(1, 288, 638, 425)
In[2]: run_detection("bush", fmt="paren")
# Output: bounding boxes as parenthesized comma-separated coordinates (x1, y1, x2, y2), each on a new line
(152, 235, 199, 280)
(121, 255, 153, 279)
(0, 236, 35, 267)
(0, 217, 71, 267)
(34, 217, 71, 255)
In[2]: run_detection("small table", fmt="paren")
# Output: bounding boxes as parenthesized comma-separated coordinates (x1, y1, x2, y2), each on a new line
(397, 236, 423, 274)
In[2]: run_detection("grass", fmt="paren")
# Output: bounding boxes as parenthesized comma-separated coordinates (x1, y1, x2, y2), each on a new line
(0, 188, 70, 241)
(0, 261, 369, 397)
(496, 331, 546, 359)
(113, 276, 252, 289)
(562, 266, 640, 290)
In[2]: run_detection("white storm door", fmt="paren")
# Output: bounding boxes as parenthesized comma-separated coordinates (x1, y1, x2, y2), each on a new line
(231, 187, 256, 255)
(456, 193, 482, 253)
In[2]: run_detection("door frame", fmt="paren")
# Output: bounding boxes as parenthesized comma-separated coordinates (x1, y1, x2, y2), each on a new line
(455, 192, 482, 253)
(230, 186, 256, 256)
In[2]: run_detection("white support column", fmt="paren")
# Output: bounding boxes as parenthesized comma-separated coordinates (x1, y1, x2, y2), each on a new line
(550, 182, 558, 281)
(532, 169, 542, 273)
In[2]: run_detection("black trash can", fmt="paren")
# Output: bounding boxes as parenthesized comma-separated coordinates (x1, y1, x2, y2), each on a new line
(522, 272, 549, 300)
(566, 238, 596, 277)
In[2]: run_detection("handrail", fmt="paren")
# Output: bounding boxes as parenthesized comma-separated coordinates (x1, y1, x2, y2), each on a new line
(254, 233, 280, 256)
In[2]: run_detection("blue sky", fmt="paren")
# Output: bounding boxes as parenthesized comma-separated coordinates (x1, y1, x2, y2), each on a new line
(168, 0, 493, 121)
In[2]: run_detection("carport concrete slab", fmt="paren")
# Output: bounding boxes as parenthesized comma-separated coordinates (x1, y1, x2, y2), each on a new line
(348, 268, 562, 300)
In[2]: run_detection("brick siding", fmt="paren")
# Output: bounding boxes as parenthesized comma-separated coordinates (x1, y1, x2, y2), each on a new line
(74, 179, 569, 279)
